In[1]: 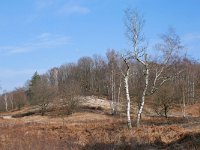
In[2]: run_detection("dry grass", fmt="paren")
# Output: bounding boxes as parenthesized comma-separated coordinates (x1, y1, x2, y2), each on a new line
(0, 98, 200, 150)
(0, 112, 199, 150)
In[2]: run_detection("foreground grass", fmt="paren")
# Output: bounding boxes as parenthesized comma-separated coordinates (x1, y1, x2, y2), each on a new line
(0, 111, 199, 150)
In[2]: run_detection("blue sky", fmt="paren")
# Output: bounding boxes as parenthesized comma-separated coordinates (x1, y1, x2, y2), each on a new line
(0, 0, 199, 91)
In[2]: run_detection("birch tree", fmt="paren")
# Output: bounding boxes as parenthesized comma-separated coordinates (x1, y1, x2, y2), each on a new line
(136, 30, 182, 127)
(107, 50, 122, 115)
(3, 90, 8, 111)
(122, 56, 132, 128)
(124, 8, 147, 127)
(124, 8, 183, 127)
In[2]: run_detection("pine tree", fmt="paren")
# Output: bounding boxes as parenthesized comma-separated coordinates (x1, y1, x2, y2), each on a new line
(27, 71, 41, 104)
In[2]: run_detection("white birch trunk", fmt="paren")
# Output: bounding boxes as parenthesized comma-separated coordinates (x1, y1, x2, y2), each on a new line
(122, 58, 132, 129)
(137, 64, 149, 128)
(4, 94, 8, 112)
(124, 69, 132, 128)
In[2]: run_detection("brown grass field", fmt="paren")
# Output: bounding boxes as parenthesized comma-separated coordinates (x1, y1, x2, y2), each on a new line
(0, 97, 200, 150)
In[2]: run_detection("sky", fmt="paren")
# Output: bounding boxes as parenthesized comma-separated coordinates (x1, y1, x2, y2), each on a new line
(0, 0, 199, 91)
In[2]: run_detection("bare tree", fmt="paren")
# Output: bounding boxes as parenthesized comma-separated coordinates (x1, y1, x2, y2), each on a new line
(8, 93, 14, 110)
(124, 8, 183, 127)
(12, 88, 28, 110)
(77, 56, 94, 94)
(30, 74, 57, 115)
(92, 55, 108, 96)
(49, 67, 59, 86)
(153, 82, 175, 118)
(2, 90, 8, 111)
(124, 8, 147, 127)
(107, 49, 122, 115)
(57, 63, 82, 115)
(59, 80, 81, 115)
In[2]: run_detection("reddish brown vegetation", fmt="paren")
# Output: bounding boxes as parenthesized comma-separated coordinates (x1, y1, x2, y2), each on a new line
(0, 110, 199, 150)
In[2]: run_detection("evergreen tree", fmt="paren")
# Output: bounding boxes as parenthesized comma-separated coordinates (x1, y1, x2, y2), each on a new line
(27, 71, 41, 104)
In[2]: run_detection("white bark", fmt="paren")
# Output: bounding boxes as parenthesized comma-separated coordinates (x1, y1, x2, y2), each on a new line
(4, 94, 8, 112)
(137, 62, 149, 128)
(125, 72, 132, 128)
(123, 58, 132, 128)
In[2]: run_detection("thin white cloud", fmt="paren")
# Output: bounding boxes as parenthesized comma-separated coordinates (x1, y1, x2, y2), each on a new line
(0, 33, 70, 55)
(182, 33, 200, 42)
(35, 0, 54, 11)
(38, 32, 52, 39)
(26, 1, 90, 23)
(58, 4, 90, 15)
